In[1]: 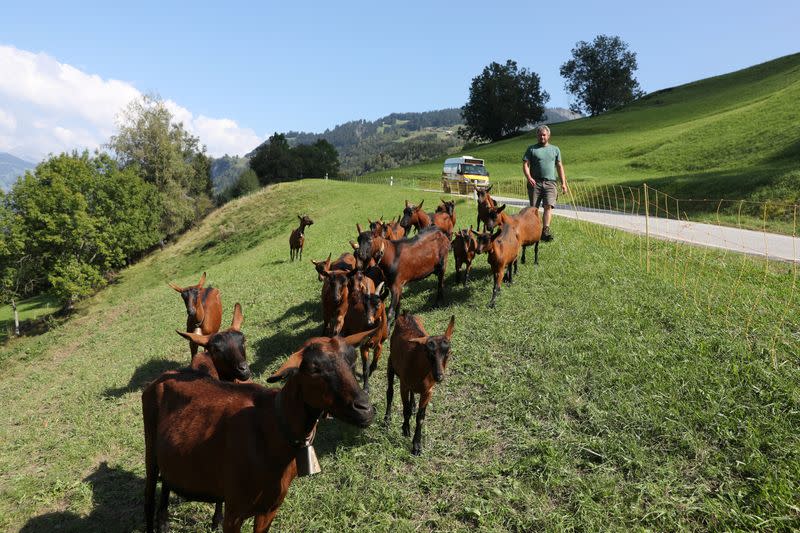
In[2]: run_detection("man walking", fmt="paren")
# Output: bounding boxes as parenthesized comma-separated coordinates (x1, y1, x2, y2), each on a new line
(523, 125, 568, 241)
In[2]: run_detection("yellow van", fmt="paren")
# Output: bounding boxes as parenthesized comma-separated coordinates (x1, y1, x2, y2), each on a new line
(441, 156, 490, 194)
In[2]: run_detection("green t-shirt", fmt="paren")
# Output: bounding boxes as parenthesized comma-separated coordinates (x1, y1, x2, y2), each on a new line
(523, 144, 561, 182)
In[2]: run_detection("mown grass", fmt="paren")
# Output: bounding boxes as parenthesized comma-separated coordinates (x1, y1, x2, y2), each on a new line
(364, 53, 800, 232)
(0, 294, 61, 342)
(1, 180, 798, 532)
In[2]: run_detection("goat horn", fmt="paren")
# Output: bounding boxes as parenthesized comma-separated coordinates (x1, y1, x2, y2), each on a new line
(168, 282, 183, 292)
(197, 272, 206, 288)
(356, 223, 363, 234)
(231, 303, 244, 331)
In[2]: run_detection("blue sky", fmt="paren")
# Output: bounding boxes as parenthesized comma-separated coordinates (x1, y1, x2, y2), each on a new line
(1, 0, 797, 161)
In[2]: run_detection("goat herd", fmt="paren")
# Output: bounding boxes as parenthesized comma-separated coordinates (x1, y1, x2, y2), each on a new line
(141, 186, 545, 532)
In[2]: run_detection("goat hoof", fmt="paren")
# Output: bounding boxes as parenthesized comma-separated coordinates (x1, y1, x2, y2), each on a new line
(411, 443, 422, 456)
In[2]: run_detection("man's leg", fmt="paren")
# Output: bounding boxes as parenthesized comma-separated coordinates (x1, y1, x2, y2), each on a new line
(542, 205, 553, 241)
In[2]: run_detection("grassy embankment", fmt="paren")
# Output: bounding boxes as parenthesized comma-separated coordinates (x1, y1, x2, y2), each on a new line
(1, 180, 797, 532)
(365, 53, 800, 231)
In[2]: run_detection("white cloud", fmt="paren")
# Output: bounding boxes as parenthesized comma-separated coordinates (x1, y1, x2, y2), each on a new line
(0, 45, 264, 161)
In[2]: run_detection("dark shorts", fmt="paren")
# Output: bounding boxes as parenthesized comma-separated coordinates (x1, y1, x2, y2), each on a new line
(527, 180, 558, 208)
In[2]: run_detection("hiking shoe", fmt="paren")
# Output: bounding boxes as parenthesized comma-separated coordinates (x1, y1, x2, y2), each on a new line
(542, 226, 554, 242)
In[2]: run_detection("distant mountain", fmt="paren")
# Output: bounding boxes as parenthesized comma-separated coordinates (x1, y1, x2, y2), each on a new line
(0, 152, 36, 190)
(213, 106, 582, 187)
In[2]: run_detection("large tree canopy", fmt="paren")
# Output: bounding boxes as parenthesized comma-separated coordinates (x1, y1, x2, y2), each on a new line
(250, 135, 340, 184)
(459, 60, 549, 142)
(2, 152, 160, 306)
(108, 94, 213, 238)
(560, 35, 644, 116)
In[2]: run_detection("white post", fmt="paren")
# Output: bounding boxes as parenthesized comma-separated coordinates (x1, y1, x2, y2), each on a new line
(390, 176, 394, 187)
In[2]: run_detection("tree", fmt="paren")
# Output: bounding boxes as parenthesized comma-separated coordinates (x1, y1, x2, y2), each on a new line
(459, 60, 549, 142)
(249, 133, 298, 184)
(108, 94, 214, 239)
(295, 140, 340, 179)
(4, 152, 160, 308)
(560, 35, 644, 116)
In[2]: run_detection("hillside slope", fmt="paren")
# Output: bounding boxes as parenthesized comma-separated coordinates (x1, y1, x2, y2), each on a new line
(0, 151, 36, 190)
(1, 180, 797, 531)
(379, 53, 800, 206)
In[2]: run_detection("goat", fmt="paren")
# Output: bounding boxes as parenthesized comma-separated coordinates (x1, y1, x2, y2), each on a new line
(169, 272, 222, 357)
(475, 185, 496, 232)
(452, 227, 479, 286)
(385, 312, 455, 455)
(432, 199, 456, 238)
(399, 200, 431, 235)
(311, 252, 356, 281)
(289, 214, 314, 261)
(475, 224, 521, 308)
(483, 203, 542, 265)
(384, 216, 406, 240)
(319, 268, 357, 335)
(166, 302, 251, 529)
(341, 272, 388, 392)
(353, 225, 450, 324)
(142, 327, 378, 533)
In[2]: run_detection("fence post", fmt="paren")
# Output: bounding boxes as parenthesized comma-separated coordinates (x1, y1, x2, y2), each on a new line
(644, 183, 650, 274)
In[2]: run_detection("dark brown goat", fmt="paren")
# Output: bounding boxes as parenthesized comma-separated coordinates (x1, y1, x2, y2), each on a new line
(169, 272, 222, 357)
(341, 272, 388, 392)
(385, 312, 455, 455)
(475, 185, 496, 232)
(384, 216, 406, 240)
(399, 200, 431, 235)
(475, 224, 521, 308)
(169, 303, 251, 529)
(177, 302, 252, 383)
(353, 226, 450, 323)
(452, 227, 479, 286)
(142, 327, 378, 533)
(289, 214, 314, 261)
(431, 199, 456, 238)
(483, 203, 542, 265)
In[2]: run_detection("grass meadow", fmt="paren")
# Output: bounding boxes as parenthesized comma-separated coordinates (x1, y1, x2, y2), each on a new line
(363, 53, 800, 233)
(1, 180, 798, 532)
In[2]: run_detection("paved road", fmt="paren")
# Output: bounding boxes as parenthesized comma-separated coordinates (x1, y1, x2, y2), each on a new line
(492, 195, 800, 264)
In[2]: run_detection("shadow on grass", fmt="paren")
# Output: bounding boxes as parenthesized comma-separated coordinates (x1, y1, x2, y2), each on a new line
(103, 359, 183, 398)
(250, 299, 321, 376)
(20, 462, 143, 533)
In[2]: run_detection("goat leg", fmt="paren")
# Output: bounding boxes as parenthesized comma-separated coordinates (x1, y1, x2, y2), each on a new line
(211, 502, 223, 530)
(401, 389, 413, 437)
(361, 345, 370, 392)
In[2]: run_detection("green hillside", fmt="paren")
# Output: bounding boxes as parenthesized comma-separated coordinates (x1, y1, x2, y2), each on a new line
(375, 53, 800, 208)
(1, 180, 798, 532)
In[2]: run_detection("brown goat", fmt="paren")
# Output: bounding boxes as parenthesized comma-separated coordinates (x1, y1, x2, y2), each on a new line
(353, 225, 450, 324)
(169, 272, 222, 357)
(475, 224, 521, 308)
(431, 199, 456, 238)
(386, 312, 455, 455)
(399, 200, 431, 235)
(319, 268, 356, 335)
(142, 327, 378, 533)
(452, 227, 479, 286)
(168, 302, 251, 529)
(484, 203, 542, 265)
(311, 252, 356, 281)
(289, 214, 314, 261)
(384, 216, 406, 240)
(475, 185, 496, 232)
(341, 272, 388, 392)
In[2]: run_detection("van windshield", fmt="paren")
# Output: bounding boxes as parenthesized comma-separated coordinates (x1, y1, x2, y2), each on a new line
(461, 164, 488, 176)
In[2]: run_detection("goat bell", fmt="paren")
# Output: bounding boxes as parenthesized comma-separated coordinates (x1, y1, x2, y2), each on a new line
(296, 444, 321, 476)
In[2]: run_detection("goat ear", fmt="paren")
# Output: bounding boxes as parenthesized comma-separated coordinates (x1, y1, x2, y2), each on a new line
(349, 240, 359, 250)
(298, 214, 302, 220)
(486, 184, 492, 192)
(405, 199, 409, 208)
(197, 272, 207, 288)
(176, 330, 211, 347)
(497, 204, 506, 213)
(367, 218, 373, 225)
(444, 315, 455, 340)
(492, 228, 502, 240)
(407, 336, 428, 346)
(267, 350, 304, 382)
(342, 325, 380, 347)
(168, 281, 183, 293)
(417, 200, 424, 210)
(230, 303, 244, 331)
